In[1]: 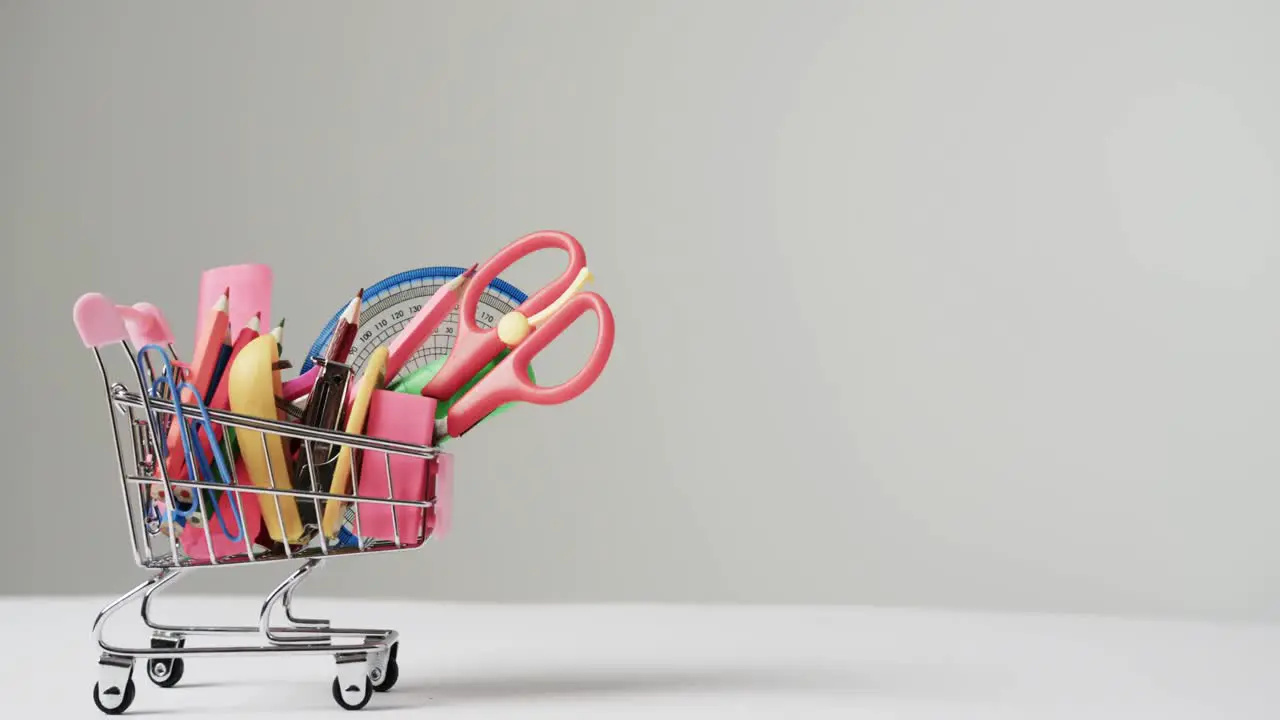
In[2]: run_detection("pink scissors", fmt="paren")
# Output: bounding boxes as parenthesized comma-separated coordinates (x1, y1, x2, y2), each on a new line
(422, 230, 615, 438)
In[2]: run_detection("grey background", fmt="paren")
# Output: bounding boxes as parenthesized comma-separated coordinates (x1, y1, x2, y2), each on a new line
(3, 0, 1279, 623)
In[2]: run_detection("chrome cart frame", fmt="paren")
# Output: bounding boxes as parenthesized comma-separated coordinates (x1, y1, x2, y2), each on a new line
(83, 335, 448, 714)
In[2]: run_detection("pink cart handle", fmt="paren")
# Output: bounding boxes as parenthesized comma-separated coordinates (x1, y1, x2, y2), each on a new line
(122, 302, 175, 348)
(73, 293, 128, 348)
(73, 293, 173, 350)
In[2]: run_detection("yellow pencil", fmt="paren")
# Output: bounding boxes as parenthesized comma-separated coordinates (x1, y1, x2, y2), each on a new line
(321, 346, 388, 538)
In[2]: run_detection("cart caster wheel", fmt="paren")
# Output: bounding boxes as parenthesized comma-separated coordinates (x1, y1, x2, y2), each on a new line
(332, 676, 374, 710)
(146, 657, 184, 688)
(147, 636, 186, 688)
(371, 643, 399, 692)
(93, 679, 136, 715)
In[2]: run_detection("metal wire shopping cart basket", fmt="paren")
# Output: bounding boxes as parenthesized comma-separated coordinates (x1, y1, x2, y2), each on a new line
(74, 294, 450, 714)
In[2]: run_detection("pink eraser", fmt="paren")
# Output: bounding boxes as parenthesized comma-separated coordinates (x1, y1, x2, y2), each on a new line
(73, 293, 129, 348)
(428, 452, 453, 538)
(355, 390, 437, 544)
(198, 264, 272, 338)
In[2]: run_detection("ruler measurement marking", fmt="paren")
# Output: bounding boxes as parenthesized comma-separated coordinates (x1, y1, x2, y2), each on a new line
(302, 268, 525, 382)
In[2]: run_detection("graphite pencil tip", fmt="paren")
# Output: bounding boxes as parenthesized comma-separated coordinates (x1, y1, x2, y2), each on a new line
(340, 290, 364, 324)
(448, 264, 480, 292)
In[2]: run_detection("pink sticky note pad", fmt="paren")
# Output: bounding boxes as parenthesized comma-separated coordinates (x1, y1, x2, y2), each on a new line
(198, 264, 273, 338)
(355, 390, 437, 544)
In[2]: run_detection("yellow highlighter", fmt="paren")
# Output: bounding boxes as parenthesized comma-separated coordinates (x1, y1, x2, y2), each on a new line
(321, 346, 387, 538)
(228, 333, 304, 543)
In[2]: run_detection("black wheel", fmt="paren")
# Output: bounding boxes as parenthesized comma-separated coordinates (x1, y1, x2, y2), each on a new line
(372, 643, 399, 692)
(332, 676, 374, 711)
(93, 679, 136, 715)
(147, 636, 186, 688)
(146, 657, 184, 688)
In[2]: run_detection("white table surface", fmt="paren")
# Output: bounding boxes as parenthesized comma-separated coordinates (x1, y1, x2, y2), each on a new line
(2, 595, 1277, 719)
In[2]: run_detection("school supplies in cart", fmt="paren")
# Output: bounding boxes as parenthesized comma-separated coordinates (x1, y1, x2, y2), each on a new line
(71, 230, 615, 715)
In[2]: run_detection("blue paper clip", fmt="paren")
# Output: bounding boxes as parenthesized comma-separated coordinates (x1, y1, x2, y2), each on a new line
(136, 344, 245, 543)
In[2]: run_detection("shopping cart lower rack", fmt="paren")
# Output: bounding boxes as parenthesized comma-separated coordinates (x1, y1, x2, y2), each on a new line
(76, 300, 451, 714)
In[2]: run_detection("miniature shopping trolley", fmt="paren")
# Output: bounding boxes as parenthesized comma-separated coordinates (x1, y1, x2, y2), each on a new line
(74, 293, 452, 714)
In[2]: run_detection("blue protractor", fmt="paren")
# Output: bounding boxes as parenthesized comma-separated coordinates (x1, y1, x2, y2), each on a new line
(300, 266, 529, 384)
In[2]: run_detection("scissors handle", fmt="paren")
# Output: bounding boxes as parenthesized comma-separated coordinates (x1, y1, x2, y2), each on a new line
(445, 291, 615, 438)
(424, 231, 587, 401)
(462, 231, 587, 332)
